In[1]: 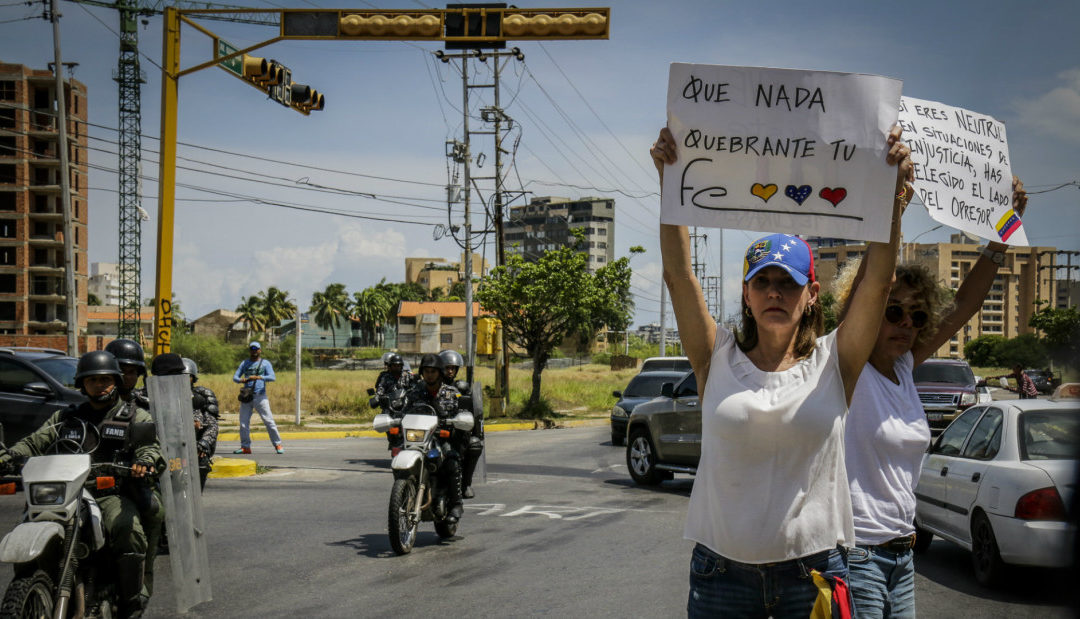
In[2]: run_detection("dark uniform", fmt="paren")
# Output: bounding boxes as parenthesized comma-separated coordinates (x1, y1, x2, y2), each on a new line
(4, 398, 163, 612)
(405, 379, 465, 518)
(192, 385, 219, 488)
(375, 369, 414, 406)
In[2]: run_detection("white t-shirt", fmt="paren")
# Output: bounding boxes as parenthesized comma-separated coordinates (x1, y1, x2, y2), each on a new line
(684, 326, 854, 563)
(845, 352, 931, 545)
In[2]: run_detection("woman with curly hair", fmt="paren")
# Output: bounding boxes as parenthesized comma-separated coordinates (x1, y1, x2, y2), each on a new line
(836, 176, 1028, 618)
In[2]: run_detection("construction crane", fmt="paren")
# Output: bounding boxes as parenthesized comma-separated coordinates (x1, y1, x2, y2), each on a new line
(67, 0, 276, 339)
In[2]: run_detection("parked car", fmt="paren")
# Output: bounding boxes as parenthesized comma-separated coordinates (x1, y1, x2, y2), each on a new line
(625, 371, 701, 485)
(610, 370, 685, 446)
(639, 356, 692, 373)
(0, 347, 85, 444)
(1023, 369, 1057, 395)
(912, 388, 1079, 586)
(914, 359, 980, 433)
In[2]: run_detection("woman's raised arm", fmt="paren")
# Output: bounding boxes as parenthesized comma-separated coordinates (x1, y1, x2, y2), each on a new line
(652, 127, 716, 383)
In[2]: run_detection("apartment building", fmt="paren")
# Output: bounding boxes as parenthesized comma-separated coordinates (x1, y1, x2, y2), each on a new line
(504, 196, 615, 272)
(811, 234, 1059, 360)
(404, 252, 488, 297)
(0, 62, 89, 347)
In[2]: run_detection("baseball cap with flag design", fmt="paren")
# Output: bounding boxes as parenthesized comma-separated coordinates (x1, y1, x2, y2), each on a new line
(742, 233, 815, 286)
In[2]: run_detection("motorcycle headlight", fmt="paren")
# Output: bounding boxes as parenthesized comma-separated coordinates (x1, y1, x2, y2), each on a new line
(29, 483, 66, 506)
(405, 429, 426, 443)
(960, 392, 976, 406)
(611, 406, 627, 418)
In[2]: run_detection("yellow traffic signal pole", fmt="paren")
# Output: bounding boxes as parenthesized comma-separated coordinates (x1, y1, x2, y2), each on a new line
(153, 7, 179, 356)
(151, 6, 609, 354)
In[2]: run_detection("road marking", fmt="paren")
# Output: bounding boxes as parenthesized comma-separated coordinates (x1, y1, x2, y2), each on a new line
(590, 464, 624, 474)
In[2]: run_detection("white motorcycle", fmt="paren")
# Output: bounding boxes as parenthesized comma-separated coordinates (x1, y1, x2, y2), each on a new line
(0, 423, 156, 618)
(373, 403, 474, 555)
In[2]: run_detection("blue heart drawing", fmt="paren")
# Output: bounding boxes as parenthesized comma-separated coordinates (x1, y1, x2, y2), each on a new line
(785, 185, 812, 205)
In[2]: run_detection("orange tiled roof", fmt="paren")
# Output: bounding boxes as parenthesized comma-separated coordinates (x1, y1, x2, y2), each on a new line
(397, 302, 490, 318)
(87, 306, 155, 321)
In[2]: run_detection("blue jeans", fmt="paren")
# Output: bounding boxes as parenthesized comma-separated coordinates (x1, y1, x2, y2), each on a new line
(846, 545, 916, 618)
(687, 543, 849, 618)
(238, 393, 282, 448)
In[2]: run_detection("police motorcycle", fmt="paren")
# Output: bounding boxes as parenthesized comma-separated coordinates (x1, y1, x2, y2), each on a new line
(0, 422, 158, 618)
(372, 402, 474, 555)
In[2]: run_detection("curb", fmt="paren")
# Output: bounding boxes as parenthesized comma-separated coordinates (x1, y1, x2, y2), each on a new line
(216, 417, 608, 442)
(208, 457, 257, 478)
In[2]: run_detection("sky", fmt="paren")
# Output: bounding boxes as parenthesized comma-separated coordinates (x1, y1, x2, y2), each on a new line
(2, 0, 1078, 327)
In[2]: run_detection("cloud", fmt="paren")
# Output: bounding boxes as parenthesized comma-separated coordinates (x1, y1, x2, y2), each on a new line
(1013, 69, 1080, 143)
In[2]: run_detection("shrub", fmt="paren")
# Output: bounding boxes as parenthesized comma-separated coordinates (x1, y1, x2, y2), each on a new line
(170, 332, 244, 375)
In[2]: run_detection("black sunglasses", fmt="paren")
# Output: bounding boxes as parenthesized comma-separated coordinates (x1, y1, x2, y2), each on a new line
(885, 305, 929, 328)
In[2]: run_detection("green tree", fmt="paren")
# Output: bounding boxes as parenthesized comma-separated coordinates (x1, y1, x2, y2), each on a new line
(259, 286, 296, 329)
(351, 287, 392, 346)
(372, 279, 428, 325)
(1030, 305, 1080, 368)
(476, 235, 634, 413)
(87, 293, 102, 306)
(820, 292, 838, 332)
(964, 334, 1007, 367)
(588, 255, 634, 351)
(310, 283, 349, 348)
(235, 295, 266, 339)
(995, 333, 1048, 369)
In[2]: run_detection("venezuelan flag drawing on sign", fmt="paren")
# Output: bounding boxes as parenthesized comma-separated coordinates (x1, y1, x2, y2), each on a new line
(995, 210, 1023, 243)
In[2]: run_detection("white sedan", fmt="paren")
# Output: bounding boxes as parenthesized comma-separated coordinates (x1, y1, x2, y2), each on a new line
(913, 385, 1079, 586)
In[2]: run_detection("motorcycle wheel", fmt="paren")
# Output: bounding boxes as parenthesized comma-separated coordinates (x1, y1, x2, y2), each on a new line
(388, 477, 420, 555)
(434, 519, 457, 539)
(1, 569, 55, 618)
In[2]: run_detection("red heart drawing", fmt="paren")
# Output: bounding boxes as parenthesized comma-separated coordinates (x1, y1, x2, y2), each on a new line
(819, 187, 847, 207)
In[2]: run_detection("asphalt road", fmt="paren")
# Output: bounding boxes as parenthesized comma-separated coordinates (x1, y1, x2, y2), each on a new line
(0, 425, 1073, 618)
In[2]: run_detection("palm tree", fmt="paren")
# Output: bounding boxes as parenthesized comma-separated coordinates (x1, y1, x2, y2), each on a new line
(310, 283, 349, 347)
(351, 287, 391, 346)
(259, 286, 297, 343)
(235, 295, 266, 339)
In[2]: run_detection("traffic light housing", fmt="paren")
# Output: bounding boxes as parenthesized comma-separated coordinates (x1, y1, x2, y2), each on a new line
(278, 5, 610, 47)
(290, 84, 325, 115)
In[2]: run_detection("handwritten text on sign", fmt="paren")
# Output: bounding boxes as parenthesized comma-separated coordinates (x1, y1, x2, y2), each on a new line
(897, 96, 1026, 246)
(662, 64, 902, 242)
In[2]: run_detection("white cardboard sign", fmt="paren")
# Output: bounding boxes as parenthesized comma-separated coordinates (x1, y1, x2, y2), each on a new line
(898, 96, 1026, 246)
(661, 63, 902, 242)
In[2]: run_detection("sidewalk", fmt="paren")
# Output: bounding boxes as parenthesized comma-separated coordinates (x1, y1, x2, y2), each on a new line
(216, 416, 609, 442)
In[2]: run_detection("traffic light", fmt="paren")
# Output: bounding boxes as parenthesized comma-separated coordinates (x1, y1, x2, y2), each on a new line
(290, 84, 325, 115)
(279, 5, 610, 47)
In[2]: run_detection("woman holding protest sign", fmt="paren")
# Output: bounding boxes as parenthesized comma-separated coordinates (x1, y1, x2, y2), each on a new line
(835, 176, 1027, 617)
(652, 124, 913, 618)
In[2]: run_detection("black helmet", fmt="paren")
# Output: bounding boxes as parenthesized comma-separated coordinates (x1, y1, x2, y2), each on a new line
(418, 353, 444, 372)
(181, 357, 199, 382)
(438, 349, 464, 369)
(381, 352, 394, 366)
(387, 353, 404, 367)
(75, 350, 122, 390)
(105, 338, 146, 376)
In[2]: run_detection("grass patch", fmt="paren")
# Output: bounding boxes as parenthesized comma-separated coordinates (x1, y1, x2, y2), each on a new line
(198, 363, 640, 424)
(254, 464, 273, 475)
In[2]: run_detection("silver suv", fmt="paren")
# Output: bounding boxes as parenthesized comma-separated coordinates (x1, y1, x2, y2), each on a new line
(625, 371, 701, 485)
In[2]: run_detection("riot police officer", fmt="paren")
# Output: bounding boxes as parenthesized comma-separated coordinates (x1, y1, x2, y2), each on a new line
(106, 338, 150, 409)
(182, 358, 219, 489)
(373, 353, 413, 402)
(0, 351, 161, 618)
(405, 354, 465, 523)
(438, 349, 483, 499)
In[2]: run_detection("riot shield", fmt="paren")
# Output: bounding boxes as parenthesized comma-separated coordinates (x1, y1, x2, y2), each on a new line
(472, 381, 486, 484)
(147, 374, 212, 612)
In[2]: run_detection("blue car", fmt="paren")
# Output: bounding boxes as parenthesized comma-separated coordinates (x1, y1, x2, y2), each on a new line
(610, 370, 686, 446)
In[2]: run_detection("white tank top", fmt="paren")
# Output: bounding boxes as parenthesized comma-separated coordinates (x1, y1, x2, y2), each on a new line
(684, 326, 854, 563)
(845, 352, 931, 544)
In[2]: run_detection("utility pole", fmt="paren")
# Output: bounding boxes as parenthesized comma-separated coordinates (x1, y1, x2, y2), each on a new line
(436, 45, 523, 410)
(690, 227, 707, 282)
(659, 280, 667, 357)
(49, 0, 78, 356)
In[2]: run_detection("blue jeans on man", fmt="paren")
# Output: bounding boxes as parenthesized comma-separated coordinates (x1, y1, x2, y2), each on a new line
(687, 543, 849, 618)
(846, 544, 916, 618)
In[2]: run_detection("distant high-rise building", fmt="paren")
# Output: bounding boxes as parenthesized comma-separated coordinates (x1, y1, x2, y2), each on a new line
(0, 62, 89, 347)
(504, 196, 615, 273)
(89, 262, 122, 307)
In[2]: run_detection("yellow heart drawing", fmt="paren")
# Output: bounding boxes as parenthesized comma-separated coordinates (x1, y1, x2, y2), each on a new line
(751, 183, 778, 202)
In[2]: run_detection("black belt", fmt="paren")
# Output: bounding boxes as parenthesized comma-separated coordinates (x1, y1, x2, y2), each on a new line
(875, 535, 915, 553)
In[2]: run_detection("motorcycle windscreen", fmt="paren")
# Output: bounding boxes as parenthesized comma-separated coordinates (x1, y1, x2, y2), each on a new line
(148, 374, 212, 612)
(472, 381, 486, 485)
